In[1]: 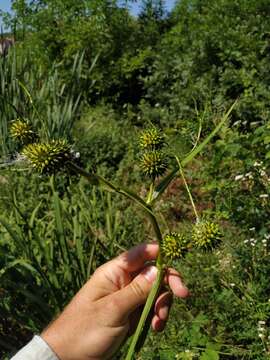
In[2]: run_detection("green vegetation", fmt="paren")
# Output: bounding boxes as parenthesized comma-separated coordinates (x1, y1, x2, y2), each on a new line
(1, 0, 270, 358)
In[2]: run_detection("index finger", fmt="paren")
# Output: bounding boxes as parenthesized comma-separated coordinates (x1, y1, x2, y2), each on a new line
(115, 243, 159, 272)
(84, 243, 159, 301)
(165, 268, 189, 298)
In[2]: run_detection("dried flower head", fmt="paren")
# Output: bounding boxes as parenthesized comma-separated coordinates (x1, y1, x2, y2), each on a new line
(10, 119, 37, 144)
(140, 150, 167, 179)
(192, 221, 222, 251)
(161, 232, 189, 260)
(139, 128, 165, 150)
(22, 140, 71, 174)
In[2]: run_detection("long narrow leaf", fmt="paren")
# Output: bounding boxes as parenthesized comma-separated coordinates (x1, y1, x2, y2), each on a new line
(151, 100, 238, 203)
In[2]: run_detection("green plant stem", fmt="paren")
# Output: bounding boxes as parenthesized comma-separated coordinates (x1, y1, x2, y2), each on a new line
(125, 256, 165, 360)
(125, 204, 164, 358)
(68, 161, 156, 218)
(175, 156, 200, 222)
(146, 181, 155, 204)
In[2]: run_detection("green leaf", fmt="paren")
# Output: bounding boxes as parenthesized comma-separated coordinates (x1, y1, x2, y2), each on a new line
(0, 217, 24, 251)
(200, 349, 219, 360)
(152, 100, 238, 203)
(266, 151, 270, 159)
(159, 350, 176, 360)
(0, 259, 38, 278)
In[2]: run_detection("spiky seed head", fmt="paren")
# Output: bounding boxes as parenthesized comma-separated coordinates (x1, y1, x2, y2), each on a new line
(161, 232, 189, 260)
(10, 119, 37, 144)
(192, 221, 222, 251)
(139, 127, 165, 150)
(140, 150, 167, 179)
(22, 140, 71, 174)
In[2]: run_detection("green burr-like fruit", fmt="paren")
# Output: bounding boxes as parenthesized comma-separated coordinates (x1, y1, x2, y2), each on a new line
(22, 140, 71, 174)
(192, 221, 222, 251)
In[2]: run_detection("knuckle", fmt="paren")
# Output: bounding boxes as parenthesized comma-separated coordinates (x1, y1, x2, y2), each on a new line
(130, 280, 146, 300)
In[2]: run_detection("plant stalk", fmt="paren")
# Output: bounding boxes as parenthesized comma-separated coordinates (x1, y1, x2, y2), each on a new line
(125, 256, 165, 360)
(146, 181, 155, 204)
(175, 156, 200, 222)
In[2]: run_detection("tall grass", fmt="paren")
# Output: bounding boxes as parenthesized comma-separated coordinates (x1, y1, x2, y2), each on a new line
(0, 172, 136, 356)
(0, 50, 97, 160)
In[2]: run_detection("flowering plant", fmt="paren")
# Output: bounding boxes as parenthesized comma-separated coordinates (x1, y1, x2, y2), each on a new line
(9, 102, 236, 358)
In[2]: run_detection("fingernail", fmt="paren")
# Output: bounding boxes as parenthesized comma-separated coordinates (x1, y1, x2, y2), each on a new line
(143, 266, 158, 283)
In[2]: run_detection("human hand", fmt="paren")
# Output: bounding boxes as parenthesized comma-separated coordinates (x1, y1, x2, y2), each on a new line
(41, 243, 189, 360)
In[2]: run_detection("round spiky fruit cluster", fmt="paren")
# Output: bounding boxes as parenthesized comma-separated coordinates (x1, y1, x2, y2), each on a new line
(139, 128, 165, 150)
(161, 232, 189, 260)
(22, 140, 71, 174)
(138, 127, 168, 180)
(140, 150, 167, 179)
(192, 221, 222, 251)
(10, 119, 37, 144)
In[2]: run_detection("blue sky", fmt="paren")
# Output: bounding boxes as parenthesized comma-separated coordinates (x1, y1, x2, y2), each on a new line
(0, 0, 176, 31)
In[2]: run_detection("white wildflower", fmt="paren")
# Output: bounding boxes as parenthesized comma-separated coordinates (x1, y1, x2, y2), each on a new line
(234, 174, 244, 181)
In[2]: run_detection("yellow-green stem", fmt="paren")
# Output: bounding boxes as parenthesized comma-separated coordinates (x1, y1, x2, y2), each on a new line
(125, 255, 165, 360)
(146, 182, 155, 204)
(175, 156, 200, 222)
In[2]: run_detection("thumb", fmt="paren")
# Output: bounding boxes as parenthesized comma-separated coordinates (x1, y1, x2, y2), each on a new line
(111, 266, 158, 319)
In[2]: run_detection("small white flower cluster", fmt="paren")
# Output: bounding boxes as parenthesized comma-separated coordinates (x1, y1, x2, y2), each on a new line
(259, 193, 269, 206)
(257, 320, 270, 353)
(259, 194, 269, 199)
(234, 161, 270, 201)
(258, 320, 267, 340)
(235, 161, 270, 182)
(253, 160, 263, 167)
(254, 161, 268, 177)
(254, 161, 270, 186)
(234, 172, 253, 181)
(243, 229, 269, 249)
(262, 233, 270, 248)
(244, 238, 257, 247)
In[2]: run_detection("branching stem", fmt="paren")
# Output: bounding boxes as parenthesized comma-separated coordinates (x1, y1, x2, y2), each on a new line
(175, 156, 200, 222)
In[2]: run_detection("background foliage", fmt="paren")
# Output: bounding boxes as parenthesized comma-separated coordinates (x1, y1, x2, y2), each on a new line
(1, 0, 270, 359)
